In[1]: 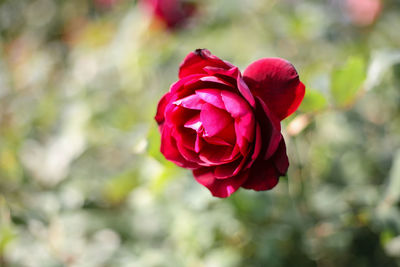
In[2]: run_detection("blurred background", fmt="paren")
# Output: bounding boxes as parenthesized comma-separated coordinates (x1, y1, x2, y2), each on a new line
(1, 0, 400, 266)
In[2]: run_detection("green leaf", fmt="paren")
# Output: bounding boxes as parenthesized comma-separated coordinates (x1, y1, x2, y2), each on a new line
(299, 89, 327, 113)
(331, 56, 366, 107)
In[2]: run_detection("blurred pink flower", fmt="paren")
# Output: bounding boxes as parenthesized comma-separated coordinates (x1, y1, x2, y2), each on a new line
(142, 0, 196, 29)
(346, 0, 382, 26)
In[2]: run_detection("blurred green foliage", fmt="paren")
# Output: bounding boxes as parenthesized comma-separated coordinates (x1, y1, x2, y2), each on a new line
(299, 89, 327, 113)
(1, 0, 400, 266)
(331, 55, 366, 107)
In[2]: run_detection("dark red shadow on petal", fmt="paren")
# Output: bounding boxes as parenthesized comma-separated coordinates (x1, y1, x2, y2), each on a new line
(242, 161, 279, 191)
(254, 97, 282, 160)
(242, 135, 289, 191)
(272, 139, 289, 175)
(160, 126, 198, 169)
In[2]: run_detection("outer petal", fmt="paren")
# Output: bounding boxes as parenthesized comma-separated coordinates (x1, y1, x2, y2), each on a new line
(170, 74, 204, 97)
(243, 58, 305, 121)
(155, 92, 171, 126)
(272, 139, 289, 175)
(242, 161, 279, 191)
(203, 66, 239, 78)
(254, 97, 282, 160)
(179, 49, 234, 79)
(241, 138, 288, 191)
(193, 168, 249, 198)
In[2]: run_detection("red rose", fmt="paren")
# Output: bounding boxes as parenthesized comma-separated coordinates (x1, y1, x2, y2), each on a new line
(155, 49, 305, 197)
(142, 0, 196, 29)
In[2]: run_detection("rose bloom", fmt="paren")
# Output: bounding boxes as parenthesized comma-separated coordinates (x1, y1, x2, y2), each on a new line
(155, 49, 305, 197)
(142, 0, 196, 29)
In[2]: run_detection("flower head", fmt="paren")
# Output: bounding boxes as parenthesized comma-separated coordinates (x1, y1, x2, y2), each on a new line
(156, 49, 305, 197)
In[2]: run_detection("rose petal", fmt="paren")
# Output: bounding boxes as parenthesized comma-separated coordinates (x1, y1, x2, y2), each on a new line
(184, 114, 202, 131)
(221, 91, 252, 118)
(160, 126, 198, 169)
(175, 127, 196, 150)
(195, 133, 204, 153)
(200, 103, 233, 136)
(234, 125, 250, 156)
(199, 76, 234, 87)
(213, 146, 250, 179)
(193, 168, 249, 198)
(254, 97, 282, 160)
(220, 91, 255, 154)
(235, 112, 255, 143)
(174, 128, 204, 163)
(272, 139, 289, 175)
(155, 92, 171, 126)
(203, 66, 239, 78)
(204, 124, 237, 151)
(242, 161, 279, 191)
(202, 134, 232, 146)
(174, 94, 205, 110)
(201, 67, 256, 109)
(167, 105, 198, 127)
(175, 127, 219, 166)
(213, 157, 243, 179)
(184, 76, 235, 92)
(243, 58, 305, 121)
(176, 141, 203, 164)
(195, 89, 225, 109)
(236, 74, 256, 107)
(245, 123, 263, 169)
(170, 74, 204, 95)
(199, 143, 238, 165)
(179, 49, 233, 79)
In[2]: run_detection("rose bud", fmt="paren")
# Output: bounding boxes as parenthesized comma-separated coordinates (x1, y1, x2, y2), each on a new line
(141, 0, 196, 30)
(155, 49, 305, 197)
